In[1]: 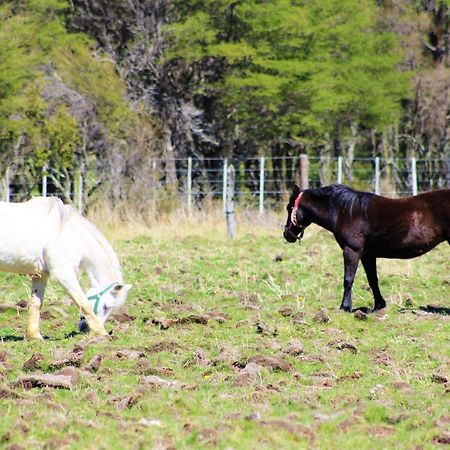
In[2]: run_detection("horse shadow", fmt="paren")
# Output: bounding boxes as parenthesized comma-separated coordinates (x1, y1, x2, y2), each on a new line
(352, 305, 450, 315)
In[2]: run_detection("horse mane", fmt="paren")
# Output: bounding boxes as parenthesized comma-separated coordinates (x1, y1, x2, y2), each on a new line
(307, 184, 375, 217)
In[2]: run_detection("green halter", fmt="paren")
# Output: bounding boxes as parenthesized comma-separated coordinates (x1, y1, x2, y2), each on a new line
(87, 282, 118, 314)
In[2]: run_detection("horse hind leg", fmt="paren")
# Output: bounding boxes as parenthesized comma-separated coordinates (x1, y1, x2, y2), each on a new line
(26, 275, 48, 340)
(361, 255, 386, 311)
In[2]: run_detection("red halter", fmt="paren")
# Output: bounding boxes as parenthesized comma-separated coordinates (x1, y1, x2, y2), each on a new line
(291, 192, 304, 225)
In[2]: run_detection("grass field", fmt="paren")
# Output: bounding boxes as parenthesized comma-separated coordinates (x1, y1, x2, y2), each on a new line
(0, 211, 449, 449)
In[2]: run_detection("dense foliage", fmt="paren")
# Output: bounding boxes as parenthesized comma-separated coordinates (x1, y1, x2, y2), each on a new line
(0, 0, 448, 208)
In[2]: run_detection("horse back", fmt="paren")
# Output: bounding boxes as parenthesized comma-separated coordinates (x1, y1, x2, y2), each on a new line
(0, 197, 72, 274)
(366, 189, 450, 258)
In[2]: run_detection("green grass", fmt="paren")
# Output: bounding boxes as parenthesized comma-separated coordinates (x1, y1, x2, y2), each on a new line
(0, 220, 448, 449)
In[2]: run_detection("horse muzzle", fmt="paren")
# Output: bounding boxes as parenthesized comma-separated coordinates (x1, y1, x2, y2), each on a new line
(283, 225, 304, 243)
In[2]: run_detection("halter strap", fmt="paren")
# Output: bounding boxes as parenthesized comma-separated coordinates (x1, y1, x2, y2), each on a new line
(87, 282, 118, 314)
(291, 192, 304, 225)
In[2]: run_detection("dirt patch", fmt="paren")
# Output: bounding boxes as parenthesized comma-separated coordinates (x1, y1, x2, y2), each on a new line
(367, 425, 394, 438)
(23, 353, 44, 371)
(391, 381, 413, 392)
(84, 355, 102, 372)
(354, 310, 368, 321)
(13, 373, 78, 390)
(151, 314, 209, 329)
(278, 306, 294, 317)
(328, 339, 358, 354)
(431, 373, 448, 384)
(337, 372, 363, 383)
(0, 387, 22, 399)
(433, 432, 450, 445)
(184, 348, 210, 367)
(313, 309, 330, 323)
(109, 393, 141, 410)
(212, 345, 241, 366)
(233, 363, 261, 387)
(255, 322, 278, 336)
(112, 312, 136, 323)
(261, 419, 314, 441)
(50, 344, 85, 369)
(141, 375, 181, 389)
(114, 349, 145, 360)
(246, 355, 292, 372)
(283, 340, 304, 356)
(147, 340, 180, 354)
(373, 350, 394, 367)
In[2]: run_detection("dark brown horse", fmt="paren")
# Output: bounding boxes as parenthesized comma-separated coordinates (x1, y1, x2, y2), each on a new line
(283, 184, 450, 312)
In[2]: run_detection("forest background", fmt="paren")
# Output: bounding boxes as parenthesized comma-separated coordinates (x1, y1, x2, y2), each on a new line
(0, 0, 449, 214)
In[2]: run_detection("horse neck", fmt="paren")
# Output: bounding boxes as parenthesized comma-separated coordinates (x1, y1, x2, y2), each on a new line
(76, 216, 123, 287)
(303, 193, 334, 232)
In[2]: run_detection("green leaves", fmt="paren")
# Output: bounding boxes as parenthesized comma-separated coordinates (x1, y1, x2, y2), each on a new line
(167, 0, 411, 144)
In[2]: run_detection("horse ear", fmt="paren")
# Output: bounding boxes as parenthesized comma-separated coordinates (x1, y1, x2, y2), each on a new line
(293, 185, 300, 196)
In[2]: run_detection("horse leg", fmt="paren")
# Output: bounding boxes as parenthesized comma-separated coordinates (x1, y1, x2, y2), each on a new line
(340, 247, 361, 312)
(49, 266, 108, 336)
(25, 275, 48, 340)
(361, 255, 386, 311)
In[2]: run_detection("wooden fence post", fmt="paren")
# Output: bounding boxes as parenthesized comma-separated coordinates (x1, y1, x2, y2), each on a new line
(259, 156, 265, 214)
(300, 154, 309, 190)
(226, 164, 236, 239)
(187, 157, 192, 215)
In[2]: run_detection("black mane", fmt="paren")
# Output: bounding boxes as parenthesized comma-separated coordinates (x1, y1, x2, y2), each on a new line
(307, 184, 375, 217)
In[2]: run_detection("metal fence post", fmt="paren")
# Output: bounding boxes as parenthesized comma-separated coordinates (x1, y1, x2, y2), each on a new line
(42, 167, 48, 197)
(411, 157, 418, 195)
(337, 156, 343, 184)
(226, 164, 236, 239)
(259, 156, 265, 214)
(187, 157, 192, 214)
(374, 157, 380, 195)
(222, 158, 228, 213)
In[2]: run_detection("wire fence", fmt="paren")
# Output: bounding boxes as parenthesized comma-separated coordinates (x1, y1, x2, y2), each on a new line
(1, 156, 449, 212)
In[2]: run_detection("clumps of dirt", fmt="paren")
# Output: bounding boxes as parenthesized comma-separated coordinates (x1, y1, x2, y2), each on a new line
(390, 381, 413, 392)
(337, 372, 362, 383)
(367, 425, 394, 438)
(135, 360, 174, 377)
(327, 339, 358, 354)
(22, 353, 44, 371)
(0, 387, 22, 399)
(372, 350, 394, 367)
(233, 363, 261, 387)
(141, 375, 181, 389)
(13, 373, 78, 390)
(112, 312, 136, 323)
(50, 344, 85, 369)
(278, 306, 294, 317)
(431, 373, 448, 384)
(433, 432, 450, 445)
(151, 311, 217, 330)
(114, 350, 145, 360)
(354, 310, 368, 321)
(212, 345, 241, 366)
(255, 322, 278, 336)
(274, 254, 284, 262)
(313, 309, 330, 323)
(183, 348, 211, 368)
(84, 355, 103, 373)
(238, 355, 293, 373)
(283, 340, 304, 356)
(147, 340, 180, 354)
(292, 312, 307, 325)
(261, 419, 314, 441)
(109, 392, 141, 410)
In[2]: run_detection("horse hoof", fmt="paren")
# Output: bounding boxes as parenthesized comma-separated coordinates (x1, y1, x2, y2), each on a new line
(26, 333, 44, 340)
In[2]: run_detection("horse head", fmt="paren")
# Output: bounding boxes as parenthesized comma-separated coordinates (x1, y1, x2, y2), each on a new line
(283, 185, 310, 243)
(78, 282, 132, 333)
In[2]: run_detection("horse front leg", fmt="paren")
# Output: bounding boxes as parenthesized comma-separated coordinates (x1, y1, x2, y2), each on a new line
(340, 247, 361, 312)
(361, 254, 386, 311)
(49, 266, 108, 336)
(26, 275, 48, 340)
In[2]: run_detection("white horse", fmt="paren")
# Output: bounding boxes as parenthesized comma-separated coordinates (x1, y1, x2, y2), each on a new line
(0, 196, 131, 339)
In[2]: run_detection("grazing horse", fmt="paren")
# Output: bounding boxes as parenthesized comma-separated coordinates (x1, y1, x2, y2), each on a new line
(0, 196, 131, 339)
(283, 184, 450, 312)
